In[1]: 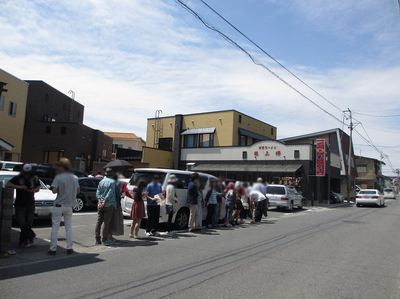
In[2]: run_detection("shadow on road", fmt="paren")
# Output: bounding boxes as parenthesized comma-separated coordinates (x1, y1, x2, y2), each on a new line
(0, 253, 103, 281)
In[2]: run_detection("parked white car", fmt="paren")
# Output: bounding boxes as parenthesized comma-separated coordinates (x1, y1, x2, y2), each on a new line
(0, 171, 56, 218)
(121, 168, 220, 230)
(356, 189, 384, 207)
(383, 188, 396, 199)
(266, 185, 303, 212)
(0, 161, 22, 171)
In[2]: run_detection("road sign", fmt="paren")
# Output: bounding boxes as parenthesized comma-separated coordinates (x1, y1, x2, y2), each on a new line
(316, 139, 326, 177)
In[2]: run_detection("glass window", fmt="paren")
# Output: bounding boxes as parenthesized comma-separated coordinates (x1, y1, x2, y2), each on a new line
(239, 115, 242, 123)
(356, 164, 367, 173)
(271, 128, 274, 135)
(359, 190, 378, 195)
(112, 144, 124, 153)
(131, 172, 167, 186)
(294, 150, 300, 159)
(159, 138, 173, 151)
(184, 134, 198, 148)
(199, 134, 214, 148)
(0, 95, 4, 110)
(239, 135, 247, 146)
(173, 173, 191, 189)
(266, 186, 286, 195)
(8, 102, 17, 116)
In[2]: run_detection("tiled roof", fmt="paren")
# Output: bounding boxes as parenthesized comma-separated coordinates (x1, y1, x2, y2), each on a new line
(105, 132, 141, 139)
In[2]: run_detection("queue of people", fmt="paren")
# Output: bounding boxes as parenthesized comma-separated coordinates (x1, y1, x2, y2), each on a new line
(6, 162, 270, 254)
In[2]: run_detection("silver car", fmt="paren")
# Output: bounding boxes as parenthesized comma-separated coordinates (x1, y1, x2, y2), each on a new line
(383, 188, 396, 199)
(266, 185, 303, 212)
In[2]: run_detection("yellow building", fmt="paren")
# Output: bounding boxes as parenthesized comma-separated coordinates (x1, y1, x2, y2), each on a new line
(143, 110, 277, 169)
(0, 69, 29, 162)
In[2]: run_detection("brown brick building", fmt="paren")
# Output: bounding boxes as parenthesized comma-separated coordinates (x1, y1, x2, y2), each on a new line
(21, 81, 112, 172)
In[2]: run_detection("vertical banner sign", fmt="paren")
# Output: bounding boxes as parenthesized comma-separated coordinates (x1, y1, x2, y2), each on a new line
(316, 139, 326, 177)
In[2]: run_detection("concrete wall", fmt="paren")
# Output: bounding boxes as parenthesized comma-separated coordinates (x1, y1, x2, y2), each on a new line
(142, 147, 173, 168)
(0, 69, 29, 161)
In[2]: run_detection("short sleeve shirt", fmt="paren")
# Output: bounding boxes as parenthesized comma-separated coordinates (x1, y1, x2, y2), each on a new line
(146, 182, 162, 206)
(52, 173, 79, 207)
(9, 174, 40, 207)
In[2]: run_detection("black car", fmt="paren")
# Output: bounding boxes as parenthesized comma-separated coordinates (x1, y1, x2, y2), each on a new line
(13, 164, 86, 186)
(74, 177, 101, 212)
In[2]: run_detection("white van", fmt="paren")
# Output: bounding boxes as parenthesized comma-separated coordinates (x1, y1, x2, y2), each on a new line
(0, 161, 22, 171)
(121, 168, 222, 230)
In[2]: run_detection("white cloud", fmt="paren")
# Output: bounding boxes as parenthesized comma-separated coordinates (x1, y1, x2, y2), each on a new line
(0, 0, 399, 174)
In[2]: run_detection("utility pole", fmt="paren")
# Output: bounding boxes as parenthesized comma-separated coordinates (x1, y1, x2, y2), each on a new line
(345, 108, 353, 203)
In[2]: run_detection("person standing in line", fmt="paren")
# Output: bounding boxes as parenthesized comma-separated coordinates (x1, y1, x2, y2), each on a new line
(197, 180, 204, 229)
(249, 189, 268, 223)
(232, 181, 245, 225)
(130, 180, 147, 239)
(205, 179, 218, 228)
(165, 175, 179, 235)
(224, 182, 236, 227)
(253, 177, 267, 195)
(108, 173, 124, 242)
(187, 173, 200, 232)
(47, 158, 79, 255)
(6, 163, 40, 248)
(95, 172, 104, 179)
(95, 168, 117, 246)
(213, 179, 225, 228)
(145, 175, 162, 236)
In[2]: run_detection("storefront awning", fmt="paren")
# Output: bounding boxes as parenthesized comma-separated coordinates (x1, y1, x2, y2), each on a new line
(192, 163, 302, 174)
(238, 128, 271, 141)
(0, 138, 14, 152)
(181, 127, 216, 135)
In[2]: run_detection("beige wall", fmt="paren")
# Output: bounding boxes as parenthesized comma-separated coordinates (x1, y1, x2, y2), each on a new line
(142, 147, 173, 168)
(112, 138, 145, 151)
(233, 111, 276, 145)
(0, 69, 28, 162)
(146, 116, 175, 148)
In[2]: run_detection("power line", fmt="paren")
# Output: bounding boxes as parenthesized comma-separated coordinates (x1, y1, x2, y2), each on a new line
(174, 0, 345, 125)
(354, 112, 400, 117)
(199, 0, 344, 114)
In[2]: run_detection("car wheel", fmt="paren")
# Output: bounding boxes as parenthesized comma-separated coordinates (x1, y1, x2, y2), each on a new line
(297, 200, 303, 209)
(73, 197, 85, 212)
(174, 208, 189, 230)
(356, 203, 360, 207)
(287, 201, 293, 212)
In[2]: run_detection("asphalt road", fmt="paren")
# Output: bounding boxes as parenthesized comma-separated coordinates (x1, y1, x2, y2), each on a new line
(1, 199, 400, 299)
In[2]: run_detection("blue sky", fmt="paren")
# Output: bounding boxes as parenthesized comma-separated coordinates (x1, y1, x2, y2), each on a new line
(1, 0, 400, 174)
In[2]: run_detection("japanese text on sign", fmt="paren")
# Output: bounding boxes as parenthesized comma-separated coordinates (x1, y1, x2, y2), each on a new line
(316, 139, 325, 177)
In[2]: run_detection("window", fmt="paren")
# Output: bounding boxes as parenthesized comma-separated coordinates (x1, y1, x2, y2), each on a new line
(356, 164, 367, 173)
(271, 128, 274, 135)
(79, 180, 97, 188)
(266, 186, 286, 195)
(239, 115, 242, 123)
(8, 101, 17, 116)
(43, 115, 48, 121)
(294, 150, 300, 159)
(61, 127, 66, 134)
(239, 135, 247, 146)
(0, 95, 4, 110)
(128, 147, 132, 150)
(46, 126, 51, 134)
(112, 144, 123, 153)
(159, 137, 173, 151)
(242, 151, 248, 159)
(173, 173, 191, 189)
(199, 134, 214, 148)
(4, 152, 12, 161)
(77, 110, 81, 118)
(184, 134, 198, 148)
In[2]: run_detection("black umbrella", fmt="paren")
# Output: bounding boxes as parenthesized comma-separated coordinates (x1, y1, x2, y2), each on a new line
(103, 159, 132, 170)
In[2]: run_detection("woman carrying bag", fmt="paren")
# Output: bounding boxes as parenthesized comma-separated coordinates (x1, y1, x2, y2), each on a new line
(165, 175, 179, 235)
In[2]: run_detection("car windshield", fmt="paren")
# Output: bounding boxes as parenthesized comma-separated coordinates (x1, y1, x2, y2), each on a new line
(359, 191, 377, 195)
(384, 189, 393, 192)
(0, 174, 15, 186)
(130, 172, 167, 186)
(266, 186, 286, 195)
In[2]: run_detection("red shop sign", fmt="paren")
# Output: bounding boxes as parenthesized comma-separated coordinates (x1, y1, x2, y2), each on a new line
(316, 139, 325, 176)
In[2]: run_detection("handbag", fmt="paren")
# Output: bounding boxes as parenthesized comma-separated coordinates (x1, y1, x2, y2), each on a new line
(241, 196, 250, 210)
(166, 204, 174, 215)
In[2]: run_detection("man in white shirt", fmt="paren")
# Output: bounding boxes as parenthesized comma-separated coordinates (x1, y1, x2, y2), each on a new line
(250, 189, 268, 223)
(47, 158, 80, 256)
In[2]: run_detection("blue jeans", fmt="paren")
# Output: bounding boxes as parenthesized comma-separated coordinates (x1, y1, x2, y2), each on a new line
(15, 205, 35, 245)
(225, 201, 234, 221)
(213, 202, 222, 226)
